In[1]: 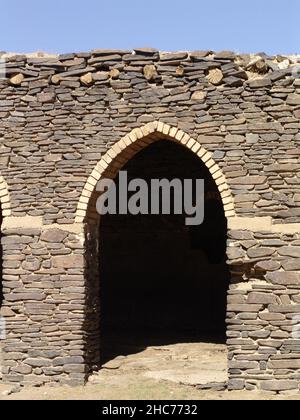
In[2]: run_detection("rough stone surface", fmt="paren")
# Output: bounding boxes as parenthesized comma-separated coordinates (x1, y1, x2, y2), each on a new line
(0, 49, 300, 391)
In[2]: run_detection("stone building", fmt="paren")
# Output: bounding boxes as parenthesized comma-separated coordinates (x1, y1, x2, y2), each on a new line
(0, 48, 299, 392)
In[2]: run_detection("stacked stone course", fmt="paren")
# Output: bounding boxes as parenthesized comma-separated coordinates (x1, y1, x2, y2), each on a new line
(0, 48, 299, 391)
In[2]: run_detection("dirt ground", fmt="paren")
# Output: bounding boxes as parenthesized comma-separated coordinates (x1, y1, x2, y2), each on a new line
(1, 342, 300, 401)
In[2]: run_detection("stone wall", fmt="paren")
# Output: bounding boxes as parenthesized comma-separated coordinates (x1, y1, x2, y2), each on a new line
(0, 49, 299, 223)
(1, 225, 86, 386)
(0, 48, 299, 391)
(227, 229, 300, 392)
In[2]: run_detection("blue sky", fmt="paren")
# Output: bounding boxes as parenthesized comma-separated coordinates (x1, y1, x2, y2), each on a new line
(1, 0, 299, 55)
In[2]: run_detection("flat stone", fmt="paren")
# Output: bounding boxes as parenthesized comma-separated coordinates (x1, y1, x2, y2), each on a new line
(41, 229, 68, 243)
(248, 78, 272, 88)
(102, 359, 125, 370)
(6, 293, 46, 302)
(37, 92, 56, 103)
(214, 51, 236, 60)
(261, 240, 285, 247)
(0, 307, 15, 317)
(80, 73, 94, 86)
(258, 340, 283, 348)
(227, 304, 263, 313)
(11, 365, 32, 375)
(247, 248, 275, 259)
(160, 52, 188, 61)
(255, 261, 281, 272)
(246, 134, 259, 144)
(24, 358, 52, 367)
(225, 134, 244, 143)
(268, 304, 300, 313)
(223, 76, 244, 87)
(278, 246, 300, 258)
(53, 356, 84, 366)
(228, 360, 259, 369)
(52, 254, 84, 269)
(230, 176, 267, 185)
(22, 258, 41, 271)
(282, 259, 300, 271)
(227, 379, 245, 391)
(198, 135, 224, 144)
(266, 272, 300, 286)
(241, 240, 258, 250)
(91, 49, 130, 56)
(162, 92, 191, 102)
(247, 292, 277, 305)
(143, 64, 157, 81)
(287, 94, 300, 106)
(268, 360, 300, 369)
(229, 231, 254, 240)
(261, 380, 299, 391)
(265, 164, 300, 172)
(227, 248, 244, 260)
(10, 73, 24, 86)
(134, 47, 158, 56)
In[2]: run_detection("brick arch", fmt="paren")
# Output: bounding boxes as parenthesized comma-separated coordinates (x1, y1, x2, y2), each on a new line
(75, 122, 235, 223)
(0, 174, 11, 217)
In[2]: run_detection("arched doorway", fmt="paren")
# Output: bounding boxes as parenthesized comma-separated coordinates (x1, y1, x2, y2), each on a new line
(99, 141, 229, 365)
(81, 123, 234, 382)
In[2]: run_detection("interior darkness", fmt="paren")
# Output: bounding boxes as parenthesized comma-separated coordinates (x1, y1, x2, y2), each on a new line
(99, 141, 229, 363)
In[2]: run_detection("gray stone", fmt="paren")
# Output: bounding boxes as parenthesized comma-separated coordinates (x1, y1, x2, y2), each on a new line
(247, 292, 277, 305)
(229, 231, 254, 240)
(268, 304, 300, 313)
(286, 94, 300, 105)
(278, 246, 300, 258)
(228, 304, 263, 313)
(41, 229, 69, 243)
(248, 78, 272, 88)
(261, 380, 299, 391)
(24, 359, 52, 368)
(266, 272, 300, 286)
(282, 259, 300, 271)
(255, 261, 281, 272)
(227, 248, 244, 260)
(247, 248, 275, 259)
(37, 92, 56, 103)
(227, 379, 245, 391)
(230, 176, 267, 185)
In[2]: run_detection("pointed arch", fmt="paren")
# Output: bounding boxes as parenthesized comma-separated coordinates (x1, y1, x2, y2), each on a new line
(0, 174, 11, 217)
(75, 122, 235, 223)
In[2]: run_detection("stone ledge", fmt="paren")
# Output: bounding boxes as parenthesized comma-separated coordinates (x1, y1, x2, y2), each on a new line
(228, 217, 300, 234)
(1, 217, 84, 234)
(2, 216, 300, 235)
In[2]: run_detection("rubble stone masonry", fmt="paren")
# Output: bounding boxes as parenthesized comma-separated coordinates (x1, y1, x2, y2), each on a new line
(0, 48, 299, 391)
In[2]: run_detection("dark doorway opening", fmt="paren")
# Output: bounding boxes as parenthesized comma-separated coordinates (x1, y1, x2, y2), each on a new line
(99, 141, 229, 365)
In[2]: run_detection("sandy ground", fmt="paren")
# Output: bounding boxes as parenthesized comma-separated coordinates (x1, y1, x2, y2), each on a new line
(1, 342, 300, 401)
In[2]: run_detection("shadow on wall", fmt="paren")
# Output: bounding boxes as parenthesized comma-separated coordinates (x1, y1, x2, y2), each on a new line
(97, 141, 230, 365)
